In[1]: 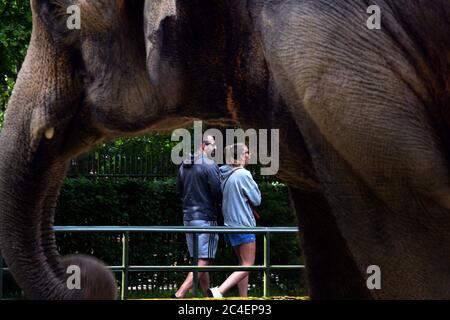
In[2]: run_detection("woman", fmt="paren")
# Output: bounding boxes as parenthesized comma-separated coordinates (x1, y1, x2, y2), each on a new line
(208, 143, 261, 298)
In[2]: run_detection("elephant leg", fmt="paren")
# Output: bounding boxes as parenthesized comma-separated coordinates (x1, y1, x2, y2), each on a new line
(295, 113, 450, 299)
(289, 187, 372, 299)
(259, 2, 450, 297)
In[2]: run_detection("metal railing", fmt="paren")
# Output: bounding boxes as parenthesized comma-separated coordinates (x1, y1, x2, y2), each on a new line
(66, 153, 275, 181)
(67, 154, 178, 178)
(0, 226, 303, 300)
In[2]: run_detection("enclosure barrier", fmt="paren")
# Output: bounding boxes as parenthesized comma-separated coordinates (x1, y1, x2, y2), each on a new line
(0, 226, 303, 300)
(67, 154, 274, 181)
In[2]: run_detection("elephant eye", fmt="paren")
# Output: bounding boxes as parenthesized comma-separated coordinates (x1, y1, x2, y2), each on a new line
(34, 0, 80, 45)
(34, 0, 127, 44)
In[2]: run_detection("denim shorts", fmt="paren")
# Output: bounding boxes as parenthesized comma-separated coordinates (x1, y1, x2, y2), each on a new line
(225, 233, 256, 247)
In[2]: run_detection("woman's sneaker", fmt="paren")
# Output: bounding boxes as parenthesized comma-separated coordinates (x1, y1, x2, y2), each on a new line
(207, 287, 223, 298)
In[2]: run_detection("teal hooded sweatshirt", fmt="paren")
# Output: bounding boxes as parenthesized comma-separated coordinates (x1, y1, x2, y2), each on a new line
(219, 165, 262, 228)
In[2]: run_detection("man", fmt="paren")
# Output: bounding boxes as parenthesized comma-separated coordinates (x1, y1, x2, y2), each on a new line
(172, 135, 222, 298)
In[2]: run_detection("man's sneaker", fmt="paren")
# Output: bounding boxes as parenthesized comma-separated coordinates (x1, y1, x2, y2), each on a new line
(207, 287, 223, 298)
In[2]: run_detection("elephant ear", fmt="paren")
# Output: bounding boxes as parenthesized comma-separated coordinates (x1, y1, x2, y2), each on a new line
(144, 0, 177, 85)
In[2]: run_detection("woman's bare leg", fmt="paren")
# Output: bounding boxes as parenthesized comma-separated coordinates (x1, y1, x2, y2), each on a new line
(218, 241, 256, 296)
(231, 246, 249, 297)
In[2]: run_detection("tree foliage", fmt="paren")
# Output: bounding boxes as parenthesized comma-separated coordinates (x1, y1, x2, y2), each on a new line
(0, 0, 32, 127)
(97, 134, 179, 158)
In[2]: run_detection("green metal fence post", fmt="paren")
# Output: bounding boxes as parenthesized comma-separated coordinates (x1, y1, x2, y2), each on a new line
(192, 233, 199, 297)
(0, 251, 3, 299)
(121, 232, 130, 300)
(263, 232, 271, 297)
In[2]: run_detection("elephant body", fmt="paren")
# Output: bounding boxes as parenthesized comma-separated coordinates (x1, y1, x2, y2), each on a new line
(0, 0, 449, 299)
(254, 0, 450, 299)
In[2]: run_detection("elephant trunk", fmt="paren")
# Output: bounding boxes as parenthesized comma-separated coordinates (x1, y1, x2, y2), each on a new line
(0, 124, 118, 299)
(0, 82, 117, 300)
(0, 127, 76, 299)
(0, 3, 117, 299)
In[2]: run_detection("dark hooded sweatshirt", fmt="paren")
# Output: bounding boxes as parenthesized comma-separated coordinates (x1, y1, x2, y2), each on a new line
(176, 154, 222, 221)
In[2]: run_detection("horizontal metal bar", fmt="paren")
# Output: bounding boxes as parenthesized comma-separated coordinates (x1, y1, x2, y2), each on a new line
(53, 226, 299, 234)
(269, 265, 306, 269)
(67, 174, 174, 178)
(2, 228, 301, 272)
(113, 265, 305, 272)
(2, 265, 305, 273)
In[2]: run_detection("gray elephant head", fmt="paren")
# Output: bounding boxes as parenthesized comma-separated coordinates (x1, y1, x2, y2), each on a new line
(1, 0, 303, 300)
(0, 0, 248, 299)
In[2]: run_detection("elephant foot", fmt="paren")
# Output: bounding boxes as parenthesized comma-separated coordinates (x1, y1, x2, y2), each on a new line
(289, 187, 373, 300)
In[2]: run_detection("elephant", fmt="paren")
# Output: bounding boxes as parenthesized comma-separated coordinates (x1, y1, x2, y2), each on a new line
(0, 0, 449, 299)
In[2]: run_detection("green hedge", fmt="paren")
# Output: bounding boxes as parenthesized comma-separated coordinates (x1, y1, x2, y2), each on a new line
(3, 178, 305, 298)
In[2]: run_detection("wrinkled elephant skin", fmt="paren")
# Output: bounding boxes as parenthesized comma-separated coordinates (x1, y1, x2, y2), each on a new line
(0, 0, 449, 299)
